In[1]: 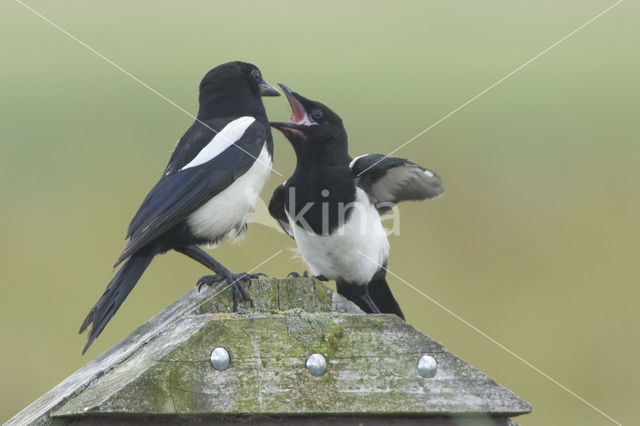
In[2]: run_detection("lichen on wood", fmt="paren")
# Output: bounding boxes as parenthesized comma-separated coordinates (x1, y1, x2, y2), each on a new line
(7, 278, 531, 425)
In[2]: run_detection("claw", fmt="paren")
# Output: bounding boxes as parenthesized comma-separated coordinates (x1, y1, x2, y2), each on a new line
(239, 272, 267, 280)
(228, 273, 256, 307)
(196, 274, 225, 292)
(196, 271, 262, 307)
(231, 281, 251, 304)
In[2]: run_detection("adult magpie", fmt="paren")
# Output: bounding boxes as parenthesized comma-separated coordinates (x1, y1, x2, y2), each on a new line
(79, 61, 279, 354)
(269, 84, 443, 319)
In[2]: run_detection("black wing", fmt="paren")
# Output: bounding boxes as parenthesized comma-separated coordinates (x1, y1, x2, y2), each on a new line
(114, 120, 268, 267)
(268, 183, 294, 238)
(350, 153, 444, 214)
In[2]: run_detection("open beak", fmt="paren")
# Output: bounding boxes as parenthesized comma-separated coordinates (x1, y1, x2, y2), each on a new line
(270, 83, 315, 134)
(259, 79, 281, 97)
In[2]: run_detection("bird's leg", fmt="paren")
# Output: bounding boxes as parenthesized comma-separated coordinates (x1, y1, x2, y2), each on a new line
(174, 244, 261, 305)
(360, 292, 382, 313)
(353, 284, 382, 314)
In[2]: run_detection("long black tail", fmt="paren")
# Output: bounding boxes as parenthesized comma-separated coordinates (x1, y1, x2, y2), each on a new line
(79, 246, 157, 354)
(336, 268, 404, 320)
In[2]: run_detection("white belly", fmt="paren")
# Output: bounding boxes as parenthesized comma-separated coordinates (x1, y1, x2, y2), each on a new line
(187, 146, 272, 242)
(289, 188, 389, 285)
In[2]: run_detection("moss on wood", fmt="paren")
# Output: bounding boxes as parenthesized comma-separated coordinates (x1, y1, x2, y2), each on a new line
(7, 278, 531, 425)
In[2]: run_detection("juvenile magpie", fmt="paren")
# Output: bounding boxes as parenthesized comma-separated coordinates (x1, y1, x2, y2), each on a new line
(269, 84, 443, 318)
(79, 61, 279, 354)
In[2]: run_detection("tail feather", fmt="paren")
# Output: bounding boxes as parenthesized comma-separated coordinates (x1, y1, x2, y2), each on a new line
(79, 247, 156, 354)
(368, 272, 404, 319)
(336, 268, 404, 319)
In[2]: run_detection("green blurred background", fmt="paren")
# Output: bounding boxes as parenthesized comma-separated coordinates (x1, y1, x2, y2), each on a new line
(1, 1, 638, 424)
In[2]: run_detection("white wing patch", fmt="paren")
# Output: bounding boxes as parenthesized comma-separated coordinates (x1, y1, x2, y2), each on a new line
(349, 154, 367, 169)
(181, 116, 256, 171)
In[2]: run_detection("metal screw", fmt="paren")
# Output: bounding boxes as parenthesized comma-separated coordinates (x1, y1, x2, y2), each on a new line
(210, 347, 230, 371)
(306, 353, 327, 376)
(417, 354, 437, 378)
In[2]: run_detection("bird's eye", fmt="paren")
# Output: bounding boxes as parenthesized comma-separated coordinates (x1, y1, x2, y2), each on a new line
(251, 69, 261, 81)
(311, 109, 324, 120)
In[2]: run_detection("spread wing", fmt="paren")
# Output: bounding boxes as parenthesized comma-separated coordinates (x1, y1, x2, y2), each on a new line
(114, 118, 268, 267)
(268, 183, 294, 238)
(350, 153, 444, 214)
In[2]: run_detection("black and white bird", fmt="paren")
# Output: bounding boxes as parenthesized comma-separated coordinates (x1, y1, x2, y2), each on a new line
(79, 61, 279, 353)
(269, 84, 443, 319)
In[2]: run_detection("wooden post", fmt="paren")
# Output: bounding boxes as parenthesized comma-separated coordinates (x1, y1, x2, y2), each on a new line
(8, 278, 531, 425)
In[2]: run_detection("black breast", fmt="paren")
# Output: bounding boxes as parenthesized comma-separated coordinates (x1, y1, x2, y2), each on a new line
(285, 166, 356, 235)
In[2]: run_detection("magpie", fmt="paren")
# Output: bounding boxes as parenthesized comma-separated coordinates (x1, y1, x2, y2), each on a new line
(79, 61, 280, 354)
(269, 84, 443, 319)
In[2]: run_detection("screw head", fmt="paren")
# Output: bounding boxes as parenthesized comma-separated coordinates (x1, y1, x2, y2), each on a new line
(306, 353, 327, 376)
(210, 347, 230, 371)
(417, 354, 438, 378)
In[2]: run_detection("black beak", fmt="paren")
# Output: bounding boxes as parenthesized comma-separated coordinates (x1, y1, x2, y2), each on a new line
(259, 79, 280, 97)
(270, 82, 313, 130)
(270, 83, 310, 138)
(277, 83, 304, 113)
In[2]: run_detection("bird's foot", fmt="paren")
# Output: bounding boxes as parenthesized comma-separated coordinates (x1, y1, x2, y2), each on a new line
(197, 274, 223, 292)
(197, 274, 227, 292)
(286, 271, 328, 281)
(287, 270, 309, 278)
(227, 272, 268, 307)
(228, 273, 252, 305)
(196, 271, 266, 307)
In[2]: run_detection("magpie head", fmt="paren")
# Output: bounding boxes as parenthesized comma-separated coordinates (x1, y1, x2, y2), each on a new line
(199, 61, 280, 100)
(271, 83, 347, 149)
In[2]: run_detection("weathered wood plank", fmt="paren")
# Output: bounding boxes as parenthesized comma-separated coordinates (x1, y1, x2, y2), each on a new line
(7, 278, 531, 425)
(53, 314, 528, 417)
(49, 415, 521, 425)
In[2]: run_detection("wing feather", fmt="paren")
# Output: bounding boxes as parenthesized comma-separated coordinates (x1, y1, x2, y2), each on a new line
(115, 120, 268, 266)
(268, 183, 294, 238)
(350, 153, 443, 214)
